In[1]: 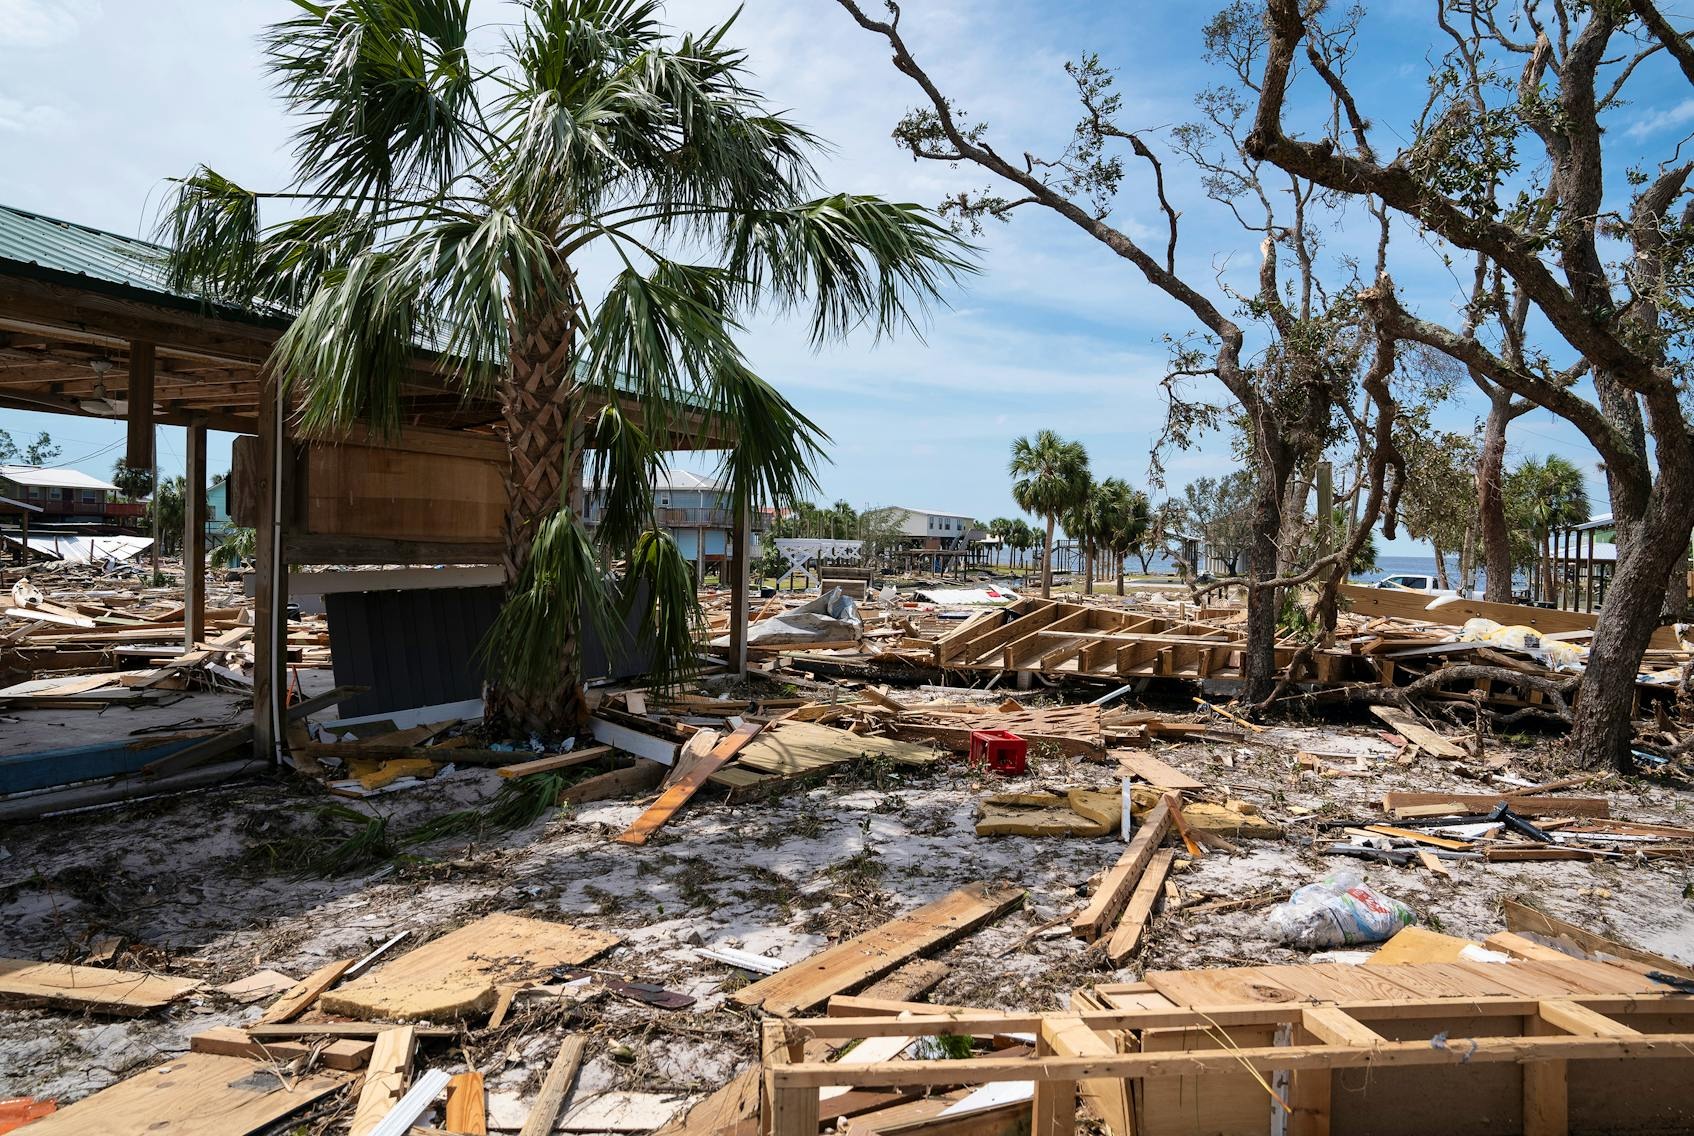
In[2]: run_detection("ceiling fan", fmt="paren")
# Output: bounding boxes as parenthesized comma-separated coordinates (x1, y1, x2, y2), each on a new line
(78, 357, 128, 416)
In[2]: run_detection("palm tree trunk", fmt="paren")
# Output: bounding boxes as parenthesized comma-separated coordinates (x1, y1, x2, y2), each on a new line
(1041, 515, 1055, 598)
(1083, 544, 1094, 595)
(487, 303, 587, 737)
(1541, 529, 1555, 604)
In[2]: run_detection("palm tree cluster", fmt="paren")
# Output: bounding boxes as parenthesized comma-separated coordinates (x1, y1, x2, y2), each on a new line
(1506, 455, 1591, 602)
(985, 516, 1038, 574)
(160, 0, 971, 734)
(1007, 430, 1150, 598)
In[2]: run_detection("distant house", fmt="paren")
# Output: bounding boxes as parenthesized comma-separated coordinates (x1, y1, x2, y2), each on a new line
(206, 480, 234, 537)
(583, 470, 766, 580)
(0, 465, 137, 523)
(884, 506, 977, 551)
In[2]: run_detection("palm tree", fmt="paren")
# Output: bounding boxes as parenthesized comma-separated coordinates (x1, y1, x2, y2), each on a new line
(1094, 478, 1149, 596)
(1009, 431, 1090, 598)
(160, 0, 970, 735)
(1510, 455, 1591, 603)
(987, 516, 1014, 568)
(1063, 477, 1111, 596)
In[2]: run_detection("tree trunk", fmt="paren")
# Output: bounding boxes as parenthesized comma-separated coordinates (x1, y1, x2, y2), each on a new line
(1433, 541, 1450, 590)
(1041, 516, 1055, 598)
(486, 303, 586, 738)
(1541, 529, 1556, 605)
(1477, 396, 1514, 602)
(1460, 517, 1478, 594)
(1116, 557, 1125, 596)
(1083, 544, 1094, 595)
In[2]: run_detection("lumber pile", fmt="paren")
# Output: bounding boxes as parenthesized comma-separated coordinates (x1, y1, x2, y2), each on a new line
(1307, 781, 1694, 867)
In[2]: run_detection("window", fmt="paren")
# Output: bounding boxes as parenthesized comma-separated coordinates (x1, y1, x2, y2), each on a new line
(25, 485, 41, 499)
(81, 489, 100, 503)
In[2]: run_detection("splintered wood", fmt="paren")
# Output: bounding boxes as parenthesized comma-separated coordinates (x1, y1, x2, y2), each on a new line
(733, 884, 1024, 1016)
(319, 914, 619, 1022)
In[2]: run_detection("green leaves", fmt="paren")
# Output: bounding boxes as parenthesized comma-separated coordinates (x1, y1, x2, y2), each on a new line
(1009, 429, 1092, 521)
(158, 168, 261, 301)
(725, 195, 974, 345)
(268, 0, 477, 203)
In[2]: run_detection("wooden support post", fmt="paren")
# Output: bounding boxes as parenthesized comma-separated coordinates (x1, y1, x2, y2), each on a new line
(125, 341, 155, 471)
(1032, 1018, 1077, 1136)
(729, 498, 750, 675)
(183, 420, 207, 650)
(1288, 1020, 1332, 1136)
(1523, 1012, 1568, 1136)
(252, 376, 289, 763)
(763, 1021, 819, 1136)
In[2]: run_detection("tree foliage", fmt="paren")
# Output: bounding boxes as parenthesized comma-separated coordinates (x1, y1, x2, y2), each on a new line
(0, 431, 61, 467)
(160, 0, 971, 723)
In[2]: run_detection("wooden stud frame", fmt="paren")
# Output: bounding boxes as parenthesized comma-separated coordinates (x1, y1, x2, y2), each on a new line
(757, 995, 1694, 1136)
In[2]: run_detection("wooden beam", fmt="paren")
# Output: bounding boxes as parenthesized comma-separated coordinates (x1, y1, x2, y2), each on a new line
(252, 372, 287, 762)
(519, 1036, 586, 1136)
(184, 420, 207, 649)
(125, 340, 154, 469)
(1071, 801, 1172, 941)
(729, 498, 749, 675)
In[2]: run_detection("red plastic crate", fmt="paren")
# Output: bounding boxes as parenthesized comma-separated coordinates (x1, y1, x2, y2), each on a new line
(968, 729, 1028, 775)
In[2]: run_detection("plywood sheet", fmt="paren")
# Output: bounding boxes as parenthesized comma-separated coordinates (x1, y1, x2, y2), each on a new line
(0, 958, 200, 1014)
(319, 914, 619, 1021)
(20, 1053, 345, 1136)
(733, 884, 1023, 1016)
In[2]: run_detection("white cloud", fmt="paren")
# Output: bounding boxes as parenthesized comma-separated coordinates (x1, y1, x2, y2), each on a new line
(0, 94, 67, 133)
(1626, 98, 1694, 140)
(0, 0, 100, 49)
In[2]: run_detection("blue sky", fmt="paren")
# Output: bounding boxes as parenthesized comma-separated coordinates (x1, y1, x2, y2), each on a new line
(2, 0, 1675, 555)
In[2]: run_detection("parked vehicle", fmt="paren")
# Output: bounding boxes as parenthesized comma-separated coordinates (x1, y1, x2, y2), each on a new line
(1372, 572, 1464, 597)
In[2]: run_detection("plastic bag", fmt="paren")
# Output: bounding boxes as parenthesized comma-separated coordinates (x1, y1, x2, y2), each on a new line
(1265, 869, 1417, 948)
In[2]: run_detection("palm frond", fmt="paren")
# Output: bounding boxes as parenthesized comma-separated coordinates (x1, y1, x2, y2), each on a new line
(271, 247, 427, 437)
(723, 195, 975, 344)
(267, 0, 477, 204)
(584, 403, 662, 553)
(480, 510, 617, 702)
(707, 358, 828, 516)
(620, 528, 706, 690)
(157, 167, 261, 300)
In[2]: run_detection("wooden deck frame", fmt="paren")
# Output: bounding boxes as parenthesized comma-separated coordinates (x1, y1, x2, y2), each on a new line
(759, 995, 1694, 1136)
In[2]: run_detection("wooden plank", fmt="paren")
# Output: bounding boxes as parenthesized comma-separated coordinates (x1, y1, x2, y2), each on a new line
(615, 722, 762, 845)
(1114, 750, 1205, 790)
(652, 1066, 758, 1136)
(1070, 801, 1172, 941)
(733, 885, 1024, 1016)
(1299, 1006, 1385, 1046)
(445, 1071, 487, 1135)
(769, 1031, 1694, 1089)
(190, 1027, 372, 1070)
(17, 1052, 344, 1136)
(0, 959, 200, 1015)
(349, 1026, 415, 1136)
(1503, 900, 1694, 981)
(1538, 999, 1639, 1037)
(556, 759, 667, 804)
(1363, 824, 1473, 850)
(1366, 927, 1476, 966)
(257, 957, 354, 1024)
(1163, 792, 1205, 858)
(860, 960, 952, 1003)
(248, 1021, 455, 1040)
(1031, 1018, 1078, 1136)
(1339, 581, 1686, 651)
(496, 745, 613, 779)
(521, 1036, 587, 1136)
(1369, 705, 1468, 758)
(321, 915, 619, 1022)
(588, 716, 679, 766)
(1103, 848, 1174, 963)
(1382, 792, 1610, 818)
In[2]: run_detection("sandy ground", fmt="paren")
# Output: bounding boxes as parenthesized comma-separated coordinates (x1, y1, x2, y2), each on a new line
(2, 704, 1692, 1130)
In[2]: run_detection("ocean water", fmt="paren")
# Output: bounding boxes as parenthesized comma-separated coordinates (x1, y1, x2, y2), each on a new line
(1009, 548, 1517, 591)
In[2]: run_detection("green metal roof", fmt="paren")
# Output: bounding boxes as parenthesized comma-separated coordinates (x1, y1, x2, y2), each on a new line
(0, 203, 719, 423)
(0, 203, 280, 328)
(0, 205, 176, 293)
